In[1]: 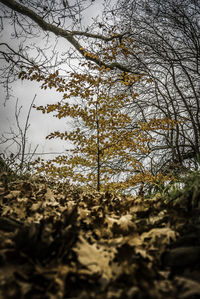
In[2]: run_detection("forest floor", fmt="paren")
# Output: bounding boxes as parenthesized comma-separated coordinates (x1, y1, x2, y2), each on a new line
(0, 171, 200, 299)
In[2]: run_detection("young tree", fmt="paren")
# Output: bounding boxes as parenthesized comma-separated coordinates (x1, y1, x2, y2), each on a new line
(19, 44, 175, 191)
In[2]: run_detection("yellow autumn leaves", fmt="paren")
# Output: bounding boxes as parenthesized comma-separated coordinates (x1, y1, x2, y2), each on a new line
(19, 35, 175, 191)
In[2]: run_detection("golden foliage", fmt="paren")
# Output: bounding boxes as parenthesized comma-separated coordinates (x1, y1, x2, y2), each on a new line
(19, 36, 175, 191)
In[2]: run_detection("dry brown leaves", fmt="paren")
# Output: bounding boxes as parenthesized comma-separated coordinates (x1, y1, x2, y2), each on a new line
(0, 172, 200, 298)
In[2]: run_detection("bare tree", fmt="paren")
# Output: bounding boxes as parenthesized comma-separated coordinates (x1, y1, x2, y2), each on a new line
(0, 95, 38, 174)
(115, 0, 200, 173)
(0, 0, 135, 99)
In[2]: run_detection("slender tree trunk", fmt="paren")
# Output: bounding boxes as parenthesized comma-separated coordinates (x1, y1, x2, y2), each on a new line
(96, 117, 101, 191)
(96, 99, 101, 191)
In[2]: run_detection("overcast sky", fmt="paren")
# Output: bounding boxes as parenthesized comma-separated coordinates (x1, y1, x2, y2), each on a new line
(0, 1, 106, 161)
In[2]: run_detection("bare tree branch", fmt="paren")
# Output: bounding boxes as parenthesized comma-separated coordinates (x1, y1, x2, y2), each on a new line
(0, 0, 134, 72)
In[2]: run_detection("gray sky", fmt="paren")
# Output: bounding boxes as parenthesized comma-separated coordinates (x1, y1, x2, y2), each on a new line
(0, 80, 68, 155)
(0, 0, 106, 161)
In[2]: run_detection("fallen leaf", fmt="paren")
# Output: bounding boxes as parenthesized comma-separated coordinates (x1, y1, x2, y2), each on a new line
(45, 188, 55, 202)
(141, 227, 177, 246)
(4, 190, 21, 199)
(118, 214, 134, 231)
(74, 235, 115, 281)
(176, 277, 200, 298)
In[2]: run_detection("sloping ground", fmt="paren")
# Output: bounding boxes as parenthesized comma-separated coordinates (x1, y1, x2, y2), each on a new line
(0, 172, 200, 299)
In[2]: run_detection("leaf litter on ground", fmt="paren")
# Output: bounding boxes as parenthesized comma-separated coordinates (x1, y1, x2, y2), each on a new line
(0, 171, 200, 298)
